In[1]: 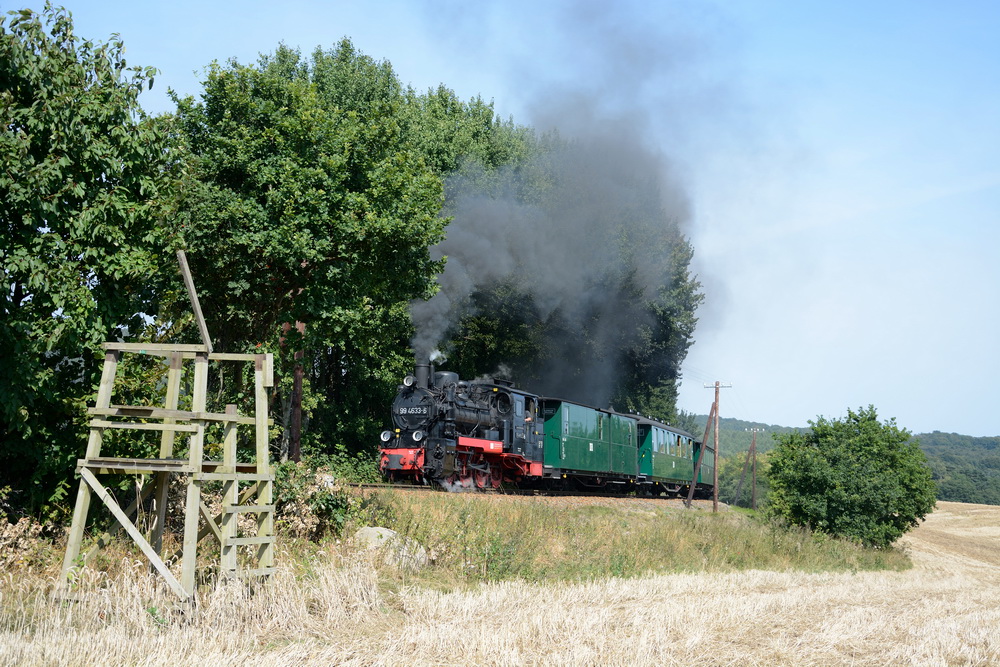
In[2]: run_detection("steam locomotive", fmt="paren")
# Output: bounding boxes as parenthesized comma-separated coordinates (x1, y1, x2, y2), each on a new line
(378, 361, 715, 495)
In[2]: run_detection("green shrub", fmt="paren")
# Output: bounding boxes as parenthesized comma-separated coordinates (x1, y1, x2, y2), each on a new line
(273, 459, 393, 540)
(767, 406, 937, 548)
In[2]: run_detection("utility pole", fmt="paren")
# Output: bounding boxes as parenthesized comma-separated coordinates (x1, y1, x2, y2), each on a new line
(686, 401, 716, 510)
(704, 381, 732, 513)
(735, 427, 763, 510)
(751, 428, 760, 510)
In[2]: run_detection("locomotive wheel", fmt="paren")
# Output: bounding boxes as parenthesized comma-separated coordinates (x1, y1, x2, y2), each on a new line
(442, 472, 475, 491)
(474, 467, 490, 489)
(469, 454, 503, 490)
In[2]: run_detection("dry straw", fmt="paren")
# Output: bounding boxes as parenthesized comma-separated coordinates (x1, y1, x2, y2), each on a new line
(1, 501, 997, 665)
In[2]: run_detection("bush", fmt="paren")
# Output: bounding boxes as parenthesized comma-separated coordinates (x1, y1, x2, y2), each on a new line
(273, 459, 393, 540)
(767, 406, 936, 548)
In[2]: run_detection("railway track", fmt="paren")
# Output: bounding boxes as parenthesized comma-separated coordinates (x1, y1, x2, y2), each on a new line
(351, 481, 714, 505)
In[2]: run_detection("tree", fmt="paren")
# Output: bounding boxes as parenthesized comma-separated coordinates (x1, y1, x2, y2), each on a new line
(0, 4, 172, 514)
(168, 41, 446, 458)
(767, 406, 936, 548)
(717, 450, 770, 509)
(399, 85, 533, 174)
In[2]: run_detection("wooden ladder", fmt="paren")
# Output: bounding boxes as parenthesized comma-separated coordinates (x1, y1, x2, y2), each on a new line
(61, 343, 276, 599)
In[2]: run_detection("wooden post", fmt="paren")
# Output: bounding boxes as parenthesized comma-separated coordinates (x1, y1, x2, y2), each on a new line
(702, 381, 731, 513)
(180, 352, 208, 595)
(175, 249, 213, 354)
(220, 404, 239, 577)
(151, 351, 184, 556)
(61, 350, 120, 582)
(713, 383, 720, 513)
(685, 401, 717, 509)
(735, 428, 762, 509)
(255, 353, 274, 568)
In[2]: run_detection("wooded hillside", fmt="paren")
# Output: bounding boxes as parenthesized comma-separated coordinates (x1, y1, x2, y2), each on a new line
(694, 415, 1000, 507)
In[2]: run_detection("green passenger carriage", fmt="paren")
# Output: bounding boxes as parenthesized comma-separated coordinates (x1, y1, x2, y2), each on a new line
(636, 417, 714, 497)
(380, 361, 714, 497)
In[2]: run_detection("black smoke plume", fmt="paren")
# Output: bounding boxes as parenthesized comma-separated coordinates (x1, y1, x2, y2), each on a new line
(410, 1, 703, 408)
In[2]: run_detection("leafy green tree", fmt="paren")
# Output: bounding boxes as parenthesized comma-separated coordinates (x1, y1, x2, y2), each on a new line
(168, 41, 446, 458)
(767, 406, 936, 548)
(0, 4, 172, 514)
(399, 85, 533, 174)
(717, 451, 770, 509)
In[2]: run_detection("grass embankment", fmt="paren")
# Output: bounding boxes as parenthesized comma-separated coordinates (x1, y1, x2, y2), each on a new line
(368, 491, 909, 586)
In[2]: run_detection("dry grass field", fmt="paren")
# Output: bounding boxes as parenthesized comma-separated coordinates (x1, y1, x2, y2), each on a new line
(2, 500, 998, 665)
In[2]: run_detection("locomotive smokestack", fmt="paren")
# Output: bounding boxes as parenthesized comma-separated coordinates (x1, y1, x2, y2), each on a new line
(415, 360, 430, 389)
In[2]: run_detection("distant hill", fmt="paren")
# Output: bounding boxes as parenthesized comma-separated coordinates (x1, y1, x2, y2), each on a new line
(691, 416, 1000, 507)
(689, 415, 806, 456)
(918, 432, 1000, 505)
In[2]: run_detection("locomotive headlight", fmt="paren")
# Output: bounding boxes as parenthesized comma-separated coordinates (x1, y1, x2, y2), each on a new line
(403, 375, 416, 387)
(412, 430, 425, 442)
(380, 430, 393, 442)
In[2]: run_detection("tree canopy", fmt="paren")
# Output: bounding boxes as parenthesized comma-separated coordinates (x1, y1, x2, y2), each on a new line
(767, 406, 936, 548)
(167, 42, 447, 456)
(0, 4, 172, 510)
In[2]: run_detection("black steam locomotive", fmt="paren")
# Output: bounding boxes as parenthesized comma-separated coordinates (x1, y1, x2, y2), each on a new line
(379, 361, 714, 495)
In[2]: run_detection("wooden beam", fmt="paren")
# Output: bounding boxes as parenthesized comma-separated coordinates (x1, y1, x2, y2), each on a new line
(180, 353, 208, 594)
(85, 479, 156, 563)
(89, 420, 200, 433)
(79, 468, 189, 600)
(225, 504, 275, 514)
(176, 249, 213, 354)
(102, 342, 209, 354)
(60, 478, 93, 585)
(88, 406, 265, 426)
(195, 472, 274, 481)
(227, 536, 273, 546)
(78, 457, 194, 474)
(199, 501, 224, 545)
(235, 567, 277, 579)
(254, 355, 274, 568)
(100, 345, 265, 362)
(152, 352, 183, 556)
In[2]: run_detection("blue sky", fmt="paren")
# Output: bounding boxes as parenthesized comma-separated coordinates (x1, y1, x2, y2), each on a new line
(6, 0, 999, 436)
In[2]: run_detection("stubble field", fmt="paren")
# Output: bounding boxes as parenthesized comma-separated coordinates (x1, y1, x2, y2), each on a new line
(2, 499, 998, 665)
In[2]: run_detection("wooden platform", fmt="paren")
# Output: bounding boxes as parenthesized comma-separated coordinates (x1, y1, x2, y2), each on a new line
(61, 343, 277, 600)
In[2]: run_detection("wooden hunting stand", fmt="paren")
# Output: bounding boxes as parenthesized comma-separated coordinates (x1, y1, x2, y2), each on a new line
(60, 251, 276, 600)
